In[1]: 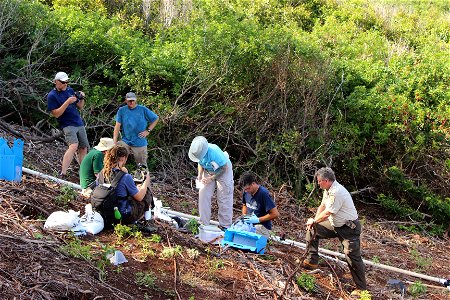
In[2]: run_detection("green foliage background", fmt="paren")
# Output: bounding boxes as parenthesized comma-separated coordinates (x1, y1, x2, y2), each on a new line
(0, 0, 449, 231)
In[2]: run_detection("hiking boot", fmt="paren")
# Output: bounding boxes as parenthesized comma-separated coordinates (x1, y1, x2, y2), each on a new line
(136, 220, 157, 234)
(301, 260, 319, 270)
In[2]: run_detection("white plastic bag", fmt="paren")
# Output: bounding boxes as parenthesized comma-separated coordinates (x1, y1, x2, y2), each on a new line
(44, 210, 81, 231)
(154, 198, 178, 227)
(80, 204, 104, 235)
(108, 250, 128, 265)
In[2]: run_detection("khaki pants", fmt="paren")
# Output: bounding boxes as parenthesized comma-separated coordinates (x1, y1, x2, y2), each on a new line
(117, 141, 148, 167)
(255, 224, 272, 238)
(198, 162, 234, 228)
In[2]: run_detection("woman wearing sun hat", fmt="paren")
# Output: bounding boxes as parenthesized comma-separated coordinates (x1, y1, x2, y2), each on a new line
(79, 137, 115, 196)
(188, 136, 234, 228)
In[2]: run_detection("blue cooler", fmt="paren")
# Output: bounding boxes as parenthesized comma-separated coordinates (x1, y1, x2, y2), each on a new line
(221, 228, 268, 254)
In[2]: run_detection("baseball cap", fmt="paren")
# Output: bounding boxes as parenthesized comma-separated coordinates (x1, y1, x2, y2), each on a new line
(54, 72, 69, 82)
(125, 92, 137, 101)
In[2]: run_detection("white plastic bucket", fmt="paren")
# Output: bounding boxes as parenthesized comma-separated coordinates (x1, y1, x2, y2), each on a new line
(198, 225, 224, 244)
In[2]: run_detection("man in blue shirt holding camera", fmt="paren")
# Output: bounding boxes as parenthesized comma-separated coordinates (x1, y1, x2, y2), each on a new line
(47, 71, 88, 177)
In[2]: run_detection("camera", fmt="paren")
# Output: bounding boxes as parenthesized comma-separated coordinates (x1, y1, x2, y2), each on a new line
(74, 91, 84, 103)
(133, 163, 149, 183)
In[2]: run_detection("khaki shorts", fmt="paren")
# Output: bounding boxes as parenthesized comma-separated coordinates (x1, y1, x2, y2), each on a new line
(117, 141, 148, 167)
(63, 126, 89, 148)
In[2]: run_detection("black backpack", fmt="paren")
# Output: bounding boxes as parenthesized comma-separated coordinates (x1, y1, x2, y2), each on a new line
(90, 170, 125, 229)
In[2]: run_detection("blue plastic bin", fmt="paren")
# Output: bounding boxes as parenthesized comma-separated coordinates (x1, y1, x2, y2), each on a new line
(0, 138, 23, 182)
(221, 229, 268, 254)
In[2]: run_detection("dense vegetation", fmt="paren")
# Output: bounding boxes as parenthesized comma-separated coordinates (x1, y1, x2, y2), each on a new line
(0, 0, 449, 234)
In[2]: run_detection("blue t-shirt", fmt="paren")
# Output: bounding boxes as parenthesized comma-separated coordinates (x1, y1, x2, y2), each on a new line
(115, 171, 139, 216)
(199, 144, 230, 173)
(115, 105, 158, 147)
(47, 87, 84, 128)
(242, 185, 276, 230)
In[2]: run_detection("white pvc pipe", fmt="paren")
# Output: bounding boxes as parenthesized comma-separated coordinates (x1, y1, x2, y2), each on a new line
(152, 208, 449, 288)
(274, 237, 448, 287)
(22, 167, 82, 190)
(22, 167, 449, 288)
(161, 208, 220, 226)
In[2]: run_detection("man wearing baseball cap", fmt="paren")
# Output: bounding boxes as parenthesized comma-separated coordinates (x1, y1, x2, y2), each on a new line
(188, 136, 234, 228)
(47, 71, 88, 177)
(113, 92, 159, 168)
(79, 137, 115, 196)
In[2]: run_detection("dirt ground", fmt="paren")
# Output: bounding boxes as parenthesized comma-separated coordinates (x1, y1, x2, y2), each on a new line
(0, 123, 449, 300)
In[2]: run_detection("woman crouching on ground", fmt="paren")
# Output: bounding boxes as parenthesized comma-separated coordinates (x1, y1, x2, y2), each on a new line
(101, 144, 153, 225)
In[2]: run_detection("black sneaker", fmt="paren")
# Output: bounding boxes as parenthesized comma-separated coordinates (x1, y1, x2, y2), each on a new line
(136, 220, 157, 234)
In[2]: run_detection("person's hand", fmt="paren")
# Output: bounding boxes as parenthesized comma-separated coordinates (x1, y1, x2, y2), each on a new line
(138, 130, 150, 138)
(67, 96, 78, 104)
(244, 214, 260, 224)
(306, 217, 315, 230)
(201, 176, 213, 185)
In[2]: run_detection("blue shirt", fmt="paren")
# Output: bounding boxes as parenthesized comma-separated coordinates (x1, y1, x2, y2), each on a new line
(242, 185, 276, 230)
(115, 171, 139, 216)
(115, 105, 158, 147)
(199, 144, 230, 173)
(47, 87, 84, 128)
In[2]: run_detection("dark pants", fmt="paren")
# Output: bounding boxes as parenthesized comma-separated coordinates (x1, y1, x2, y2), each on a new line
(305, 219, 367, 290)
(122, 187, 153, 224)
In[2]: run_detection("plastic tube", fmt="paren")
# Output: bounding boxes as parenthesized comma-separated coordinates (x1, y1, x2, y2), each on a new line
(273, 237, 448, 286)
(22, 166, 449, 288)
(22, 167, 82, 190)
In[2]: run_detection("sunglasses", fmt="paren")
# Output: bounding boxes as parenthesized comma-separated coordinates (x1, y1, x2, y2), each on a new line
(59, 80, 69, 84)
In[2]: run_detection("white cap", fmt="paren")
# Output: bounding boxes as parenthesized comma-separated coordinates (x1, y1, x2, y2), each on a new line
(54, 72, 69, 82)
(188, 136, 208, 162)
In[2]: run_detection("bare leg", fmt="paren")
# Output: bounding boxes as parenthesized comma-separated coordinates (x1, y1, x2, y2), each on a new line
(78, 147, 87, 165)
(61, 143, 78, 175)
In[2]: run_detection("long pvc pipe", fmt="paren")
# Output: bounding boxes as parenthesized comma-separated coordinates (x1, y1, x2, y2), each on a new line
(22, 166, 449, 288)
(22, 167, 82, 190)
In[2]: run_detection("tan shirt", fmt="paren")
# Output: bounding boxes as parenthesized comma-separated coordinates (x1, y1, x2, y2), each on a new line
(321, 180, 358, 227)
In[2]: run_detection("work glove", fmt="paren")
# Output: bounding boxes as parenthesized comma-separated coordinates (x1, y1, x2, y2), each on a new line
(244, 214, 260, 224)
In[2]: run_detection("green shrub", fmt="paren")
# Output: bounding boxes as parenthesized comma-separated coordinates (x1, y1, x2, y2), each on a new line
(185, 218, 200, 235)
(59, 238, 92, 260)
(55, 185, 78, 208)
(295, 272, 316, 292)
(160, 245, 182, 259)
(408, 281, 427, 298)
(135, 271, 157, 288)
